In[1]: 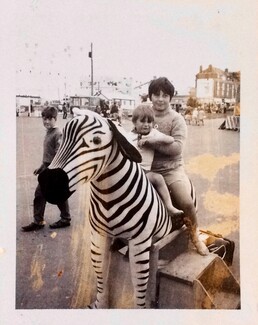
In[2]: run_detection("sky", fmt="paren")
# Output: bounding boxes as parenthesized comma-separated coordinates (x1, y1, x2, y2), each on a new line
(15, 0, 246, 99)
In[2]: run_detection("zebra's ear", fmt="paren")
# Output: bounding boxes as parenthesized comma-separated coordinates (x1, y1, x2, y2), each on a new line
(107, 119, 142, 163)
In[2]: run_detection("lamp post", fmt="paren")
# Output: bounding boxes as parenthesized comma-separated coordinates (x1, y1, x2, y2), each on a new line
(89, 43, 93, 96)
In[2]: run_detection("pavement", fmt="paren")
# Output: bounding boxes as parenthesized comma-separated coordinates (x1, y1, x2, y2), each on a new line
(16, 112, 240, 309)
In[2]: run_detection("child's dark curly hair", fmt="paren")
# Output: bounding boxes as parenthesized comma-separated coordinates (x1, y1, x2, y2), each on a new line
(41, 106, 58, 119)
(148, 77, 175, 100)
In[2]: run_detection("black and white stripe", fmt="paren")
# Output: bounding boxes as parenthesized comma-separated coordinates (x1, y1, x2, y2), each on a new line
(48, 111, 188, 308)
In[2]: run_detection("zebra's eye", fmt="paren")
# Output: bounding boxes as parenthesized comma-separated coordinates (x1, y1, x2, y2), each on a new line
(92, 136, 102, 145)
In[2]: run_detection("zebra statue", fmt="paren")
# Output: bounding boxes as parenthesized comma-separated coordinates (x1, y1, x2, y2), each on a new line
(38, 109, 184, 309)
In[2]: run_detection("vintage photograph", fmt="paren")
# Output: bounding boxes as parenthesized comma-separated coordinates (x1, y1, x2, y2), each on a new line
(1, 0, 258, 324)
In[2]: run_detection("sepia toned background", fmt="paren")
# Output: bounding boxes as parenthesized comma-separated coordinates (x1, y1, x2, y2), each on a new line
(1, 0, 258, 324)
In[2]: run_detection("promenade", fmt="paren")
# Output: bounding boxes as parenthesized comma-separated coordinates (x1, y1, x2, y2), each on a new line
(16, 113, 240, 309)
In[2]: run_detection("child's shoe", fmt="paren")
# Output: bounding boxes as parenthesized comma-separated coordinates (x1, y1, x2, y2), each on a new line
(22, 222, 44, 232)
(49, 219, 70, 229)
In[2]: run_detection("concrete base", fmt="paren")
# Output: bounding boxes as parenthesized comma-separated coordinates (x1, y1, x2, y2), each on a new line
(157, 250, 240, 309)
(147, 227, 189, 307)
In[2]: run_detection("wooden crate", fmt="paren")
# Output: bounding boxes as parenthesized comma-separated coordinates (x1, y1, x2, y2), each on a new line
(157, 250, 240, 309)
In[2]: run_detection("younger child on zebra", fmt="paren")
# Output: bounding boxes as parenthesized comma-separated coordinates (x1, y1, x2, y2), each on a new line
(128, 104, 184, 219)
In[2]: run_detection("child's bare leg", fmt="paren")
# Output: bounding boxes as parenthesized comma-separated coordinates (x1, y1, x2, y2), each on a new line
(147, 172, 183, 216)
(183, 216, 209, 255)
(168, 181, 209, 256)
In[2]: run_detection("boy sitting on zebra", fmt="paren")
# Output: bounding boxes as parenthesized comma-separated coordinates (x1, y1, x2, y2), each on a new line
(144, 77, 208, 256)
(128, 104, 184, 219)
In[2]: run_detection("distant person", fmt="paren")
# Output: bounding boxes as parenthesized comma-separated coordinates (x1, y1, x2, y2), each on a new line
(105, 101, 110, 117)
(110, 101, 118, 120)
(110, 101, 121, 124)
(62, 102, 67, 119)
(184, 106, 192, 125)
(110, 101, 118, 116)
(192, 107, 198, 125)
(95, 105, 101, 114)
(117, 101, 123, 123)
(128, 104, 184, 219)
(197, 107, 205, 126)
(100, 99, 109, 117)
(66, 102, 70, 116)
(22, 106, 71, 232)
(233, 103, 240, 131)
(28, 102, 33, 117)
(233, 103, 240, 116)
(148, 77, 209, 255)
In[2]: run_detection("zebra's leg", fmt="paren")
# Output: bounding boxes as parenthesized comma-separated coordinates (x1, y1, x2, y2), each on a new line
(128, 239, 152, 308)
(88, 230, 112, 309)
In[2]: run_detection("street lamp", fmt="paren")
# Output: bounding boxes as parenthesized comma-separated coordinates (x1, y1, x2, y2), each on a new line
(88, 43, 93, 96)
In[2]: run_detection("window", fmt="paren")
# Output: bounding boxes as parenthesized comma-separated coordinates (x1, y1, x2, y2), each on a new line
(226, 84, 230, 97)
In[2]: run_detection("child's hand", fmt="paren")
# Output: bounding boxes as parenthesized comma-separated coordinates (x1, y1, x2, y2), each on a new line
(33, 165, 45, 175)
(33, 168, 40, 175)
(138, 139, 146, 148)
(138, 137, 156, 148)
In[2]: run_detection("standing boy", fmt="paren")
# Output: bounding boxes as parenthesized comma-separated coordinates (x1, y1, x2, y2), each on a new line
(22, 106, 71, 231)
(147, 77, 208, 255)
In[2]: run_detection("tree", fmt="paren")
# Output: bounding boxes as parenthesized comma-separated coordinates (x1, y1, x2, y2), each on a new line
(187, 97, 199, 108)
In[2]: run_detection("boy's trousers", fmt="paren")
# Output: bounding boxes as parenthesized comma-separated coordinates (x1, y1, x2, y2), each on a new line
(33, 183, 71, 224)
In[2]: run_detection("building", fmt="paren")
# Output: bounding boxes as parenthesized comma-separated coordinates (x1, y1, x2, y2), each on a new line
(195, 65, 240, 105)
(99, 91, 135, 116)
(16, 95, 41, 116)
(170, 95, 189, 110)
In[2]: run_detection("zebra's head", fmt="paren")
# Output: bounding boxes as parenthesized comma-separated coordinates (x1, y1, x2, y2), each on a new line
(38, 109, 141, 204)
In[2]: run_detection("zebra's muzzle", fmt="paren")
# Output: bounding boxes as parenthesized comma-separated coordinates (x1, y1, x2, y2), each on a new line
(38, 168, 74, 204)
